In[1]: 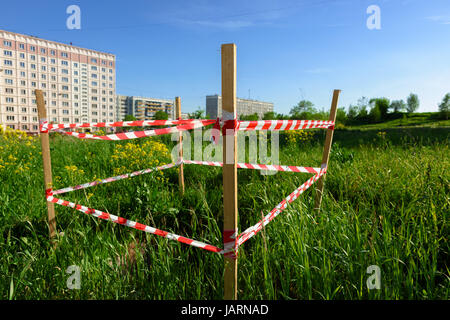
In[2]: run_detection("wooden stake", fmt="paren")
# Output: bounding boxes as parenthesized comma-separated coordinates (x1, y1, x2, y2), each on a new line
(35, 89, 57, 241)
(314, 89, 341, 212)
(175, 97, 184, 195)
(222, 43, 238, 300)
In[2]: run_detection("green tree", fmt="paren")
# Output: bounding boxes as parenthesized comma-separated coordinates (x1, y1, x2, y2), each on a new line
(122, 114, 138, 132)
(406, 93, 419, 113)
(263, 111, 276, 120)
(240, 113, 259, 121)
(438, 93, 450, 120)
(290, 100, 316, 116)
(336, 107, 348, 125)
(390, 100, 406, 113)
(123, 114, 137, 121)
(188, 107, 205, 119)
(369, 98, 390, 119)
(154, 111, 168, 120)
(347, 104, 359, 123)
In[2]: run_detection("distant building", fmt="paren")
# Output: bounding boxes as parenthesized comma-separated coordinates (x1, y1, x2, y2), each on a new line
(206, 95, 274, 119)
(0, 29, 116, 133)
(116, 95, 175, 121)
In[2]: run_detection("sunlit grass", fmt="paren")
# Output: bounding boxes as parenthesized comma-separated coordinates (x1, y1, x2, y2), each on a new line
(0, 127, 448, 299)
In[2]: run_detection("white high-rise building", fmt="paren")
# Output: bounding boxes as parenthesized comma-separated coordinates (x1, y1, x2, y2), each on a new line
(0, 30, 116, 133)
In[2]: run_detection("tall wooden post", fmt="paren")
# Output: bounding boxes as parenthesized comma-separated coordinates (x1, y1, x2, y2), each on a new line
(314, 89, 341, 212)
(222, 43, 238, 300)
(35, 89, 57, 241)
(175, 97, 185, 195)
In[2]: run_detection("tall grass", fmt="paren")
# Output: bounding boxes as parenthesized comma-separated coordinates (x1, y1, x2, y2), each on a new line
(0, 127, 448, 299)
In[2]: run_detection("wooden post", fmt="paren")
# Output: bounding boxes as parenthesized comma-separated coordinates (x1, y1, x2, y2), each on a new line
(175, 97, 184, 195)
(222, 43, 238, 300)
(35, 89, 57, 241)
(314, 89, 341, 212)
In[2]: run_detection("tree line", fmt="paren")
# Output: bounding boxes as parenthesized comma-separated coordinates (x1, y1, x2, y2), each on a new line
(240, 92, 449, 123)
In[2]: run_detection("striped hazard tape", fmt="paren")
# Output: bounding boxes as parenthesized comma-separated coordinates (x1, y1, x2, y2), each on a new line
(236, 167, 327, 248)
(238, 120, 334, 131)
(46, 193, 225, 254)
(48, 121, 210, 140)
(52, 162, 180, 195)
(41, 119, 216, 132)
(183, 159, 321, 174)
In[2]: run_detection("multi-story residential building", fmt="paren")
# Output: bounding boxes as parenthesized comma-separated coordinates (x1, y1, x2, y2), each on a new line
(206, 95, 274, 120)
(0, 30, 116, 133)
(116, 95, 175, 120)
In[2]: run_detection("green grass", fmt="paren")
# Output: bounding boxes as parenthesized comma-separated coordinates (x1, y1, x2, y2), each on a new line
(0, 127, 448, 299)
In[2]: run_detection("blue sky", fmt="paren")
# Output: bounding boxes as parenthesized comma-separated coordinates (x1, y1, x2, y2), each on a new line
(1, 0, 449, 113)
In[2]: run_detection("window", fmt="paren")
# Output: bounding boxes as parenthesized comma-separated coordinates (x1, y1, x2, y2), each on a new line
(51, 59, 56, 64)
(40, 48, 46, 54)
(6, 97, 14, 103)
(4, 69, 12, 75)
(30, 55, 36, 60)
(91, 81, 98, 86)
(20, 62, 25, 68)
(62, 85, 69, 91)
(41, 66, 46, 71)
(3, 50, 12, 56)
(6, 116, 15, 121)
(63, 110, 69, 114)
(5, 88, 13, 93)
(31, 64, 36, 69)
(73, 63, 78, 68)
(91, 58, 97, 63)
(61, 52, 68, 58)
(4, 59, 12, 65)
(30, 45, 36, 52)
(91, 66, 97, 71)
(19, 43, 25, 49)
(5, 79, 13, 85)
(19, 53, 25, 59)
(20, 71, 26, 77)
(62, 69, 69, 74)
(3, 41, 12, 47)
(61, 60, 68, 66)
(50, 50, 56, 56)
(6, 106, 14, 112)
(41, 57, 46, 63)
(62, 77, 69, 83)
(22, 107, 27, 112)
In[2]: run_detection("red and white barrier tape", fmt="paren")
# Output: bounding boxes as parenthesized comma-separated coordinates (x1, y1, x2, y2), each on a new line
(52, 162, 180, 195)
(41, 119, 215, 132)
(46, 193, 224, 254)
(183, 159, 321, 174)
(238, 120, 334, 131)
(236, 167, 327, 248)
(48, 122, 210, 140)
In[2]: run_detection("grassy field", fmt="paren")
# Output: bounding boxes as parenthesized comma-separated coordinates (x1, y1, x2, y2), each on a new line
(0, 124, 448, 300)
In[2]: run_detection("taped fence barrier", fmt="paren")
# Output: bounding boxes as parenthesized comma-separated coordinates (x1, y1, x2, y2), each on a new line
(183, 159, 322, 174)
(41, 119, 216, 132)
(46, 193, 224, 254)
(52, 162, 180, 196)
(44, 121, 212, 141)
(236, 167, 327, 248)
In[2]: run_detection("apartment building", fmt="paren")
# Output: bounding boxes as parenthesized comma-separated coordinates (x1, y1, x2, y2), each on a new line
(116, 95, 175, 120)
(0, 30, 116, 133)
(206, 95, 274, 120)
